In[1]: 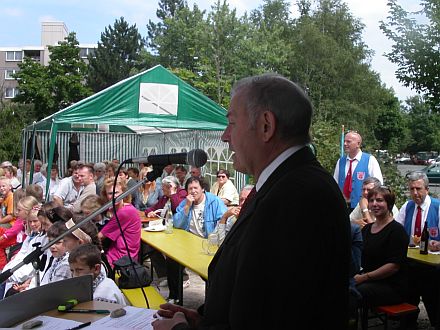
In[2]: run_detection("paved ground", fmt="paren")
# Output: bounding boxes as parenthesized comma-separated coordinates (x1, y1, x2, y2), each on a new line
(144, 164, 438, 329)
(149, 267, 435, 329)
(397, 164, 440, 196)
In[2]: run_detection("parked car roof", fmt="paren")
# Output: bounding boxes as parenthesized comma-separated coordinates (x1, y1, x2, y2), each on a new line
(422, 164, 440, 184)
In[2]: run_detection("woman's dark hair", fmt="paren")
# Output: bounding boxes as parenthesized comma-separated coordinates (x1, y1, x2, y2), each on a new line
(46, 220, 68, 239)
(216, 169, 230, 178)
(185, 176, 208, 191)
(68, 243, 101, 268)
(367, 186, 395, 213)
(39, 202, 73, 224)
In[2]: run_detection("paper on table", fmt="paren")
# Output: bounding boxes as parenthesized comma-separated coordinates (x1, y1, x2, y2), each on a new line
(91, 306, 160, 329)
(14, 315, 82, 329)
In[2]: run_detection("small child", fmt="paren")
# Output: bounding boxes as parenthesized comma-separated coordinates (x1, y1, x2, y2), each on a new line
(62, 215, 114, 280)
(3, 196, 47, 296)
(68, 243, 126, 305)
(0, 177, 14, 228)
(0, 188, 27, 267)
(38, 221, 71, 286)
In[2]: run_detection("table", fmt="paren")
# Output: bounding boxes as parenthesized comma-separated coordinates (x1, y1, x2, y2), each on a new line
(407, 247, 440, 266)
(43, 300, 124, 323)
(141, 228, 214, 304)
(138, 210, 160, 224)
(141, 228, 213, 280)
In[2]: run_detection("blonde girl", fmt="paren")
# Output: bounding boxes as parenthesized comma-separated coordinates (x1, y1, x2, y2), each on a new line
(0, 189, 26, 268)
(3, 196, 48, 296)
(136, 167, 162, 211)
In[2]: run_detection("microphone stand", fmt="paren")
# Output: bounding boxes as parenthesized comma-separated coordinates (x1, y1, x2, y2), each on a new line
(0, 165, 164, 284)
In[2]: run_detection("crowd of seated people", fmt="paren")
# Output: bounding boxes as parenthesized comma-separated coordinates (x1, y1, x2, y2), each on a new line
(0, 158, 256, 308)
(1, 154, 440, 328)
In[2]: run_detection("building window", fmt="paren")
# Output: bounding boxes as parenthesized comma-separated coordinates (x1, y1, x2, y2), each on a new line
(79, 47, 96, 58)
(5, 69, 18, 80)
(6, 51, 23, 61)
(4, 87, 19, 98)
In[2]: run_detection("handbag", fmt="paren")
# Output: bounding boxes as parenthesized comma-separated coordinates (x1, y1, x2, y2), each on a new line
(113, 255, 152, 289)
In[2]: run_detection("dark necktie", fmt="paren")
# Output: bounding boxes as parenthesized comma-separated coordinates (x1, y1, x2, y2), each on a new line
(343, 159, 355, 200)
(239, 187, 257, 217)
(414, 206, 422, 236)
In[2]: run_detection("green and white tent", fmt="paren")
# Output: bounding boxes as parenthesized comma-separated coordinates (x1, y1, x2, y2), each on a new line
(23, 65, 243, 193)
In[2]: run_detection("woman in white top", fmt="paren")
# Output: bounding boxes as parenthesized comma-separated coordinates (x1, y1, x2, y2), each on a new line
(210, 169, 239, 206)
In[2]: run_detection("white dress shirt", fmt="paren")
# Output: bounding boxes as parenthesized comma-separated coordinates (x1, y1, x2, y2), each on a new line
(333, 150, 383, 184)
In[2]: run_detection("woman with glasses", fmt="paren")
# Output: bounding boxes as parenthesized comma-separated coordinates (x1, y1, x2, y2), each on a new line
(210, 169, 239, 207)
(353, 186, 409, 327)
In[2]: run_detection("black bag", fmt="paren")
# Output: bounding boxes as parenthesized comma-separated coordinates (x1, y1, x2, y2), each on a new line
(113, 255, 152, 289)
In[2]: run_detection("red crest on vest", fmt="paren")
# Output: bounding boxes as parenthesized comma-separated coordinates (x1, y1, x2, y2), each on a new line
(429, 227, 439, 238)
(357, 172, 365, 180)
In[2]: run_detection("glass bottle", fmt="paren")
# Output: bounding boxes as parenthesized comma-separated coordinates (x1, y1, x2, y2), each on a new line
(420, 221, 429, 255)
(165, 208, 173, 234)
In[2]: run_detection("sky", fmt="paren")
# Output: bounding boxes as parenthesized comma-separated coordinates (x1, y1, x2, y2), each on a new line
(0, 0, 422, 101)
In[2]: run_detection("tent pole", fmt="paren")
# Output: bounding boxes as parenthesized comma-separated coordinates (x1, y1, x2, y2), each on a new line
(28, 122, 37, 185)
(20, 128, 27, 189)
(44, 121, 58, 201)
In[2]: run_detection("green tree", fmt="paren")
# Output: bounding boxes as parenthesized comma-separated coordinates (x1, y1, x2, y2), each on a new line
(0, 103, 35, 162)
(373, 93, 405, 153)
(246, 0, 292, 76)
(403, 95, 440, 153)
(14, 32, 91, 120)
(147, 1, 205, 71)
(199, 0, 249, 105)
(380, 0, 440, 110)
(88, 17, 145, 92)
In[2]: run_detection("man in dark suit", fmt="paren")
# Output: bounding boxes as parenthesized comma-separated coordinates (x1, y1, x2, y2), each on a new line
(153, 74, 351, 329)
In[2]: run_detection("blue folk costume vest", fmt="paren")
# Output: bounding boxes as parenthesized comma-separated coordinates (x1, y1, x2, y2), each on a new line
(338, 153, 370, 208)
(404, 198, 440, 241)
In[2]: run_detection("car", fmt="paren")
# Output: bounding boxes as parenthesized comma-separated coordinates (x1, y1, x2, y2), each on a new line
(395, 156, 412, 164)
(422, 164, 440, 184)
(428, 156, 440, 165)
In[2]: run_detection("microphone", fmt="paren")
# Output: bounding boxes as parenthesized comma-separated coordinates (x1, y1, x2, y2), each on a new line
(127, 149, 208, 168)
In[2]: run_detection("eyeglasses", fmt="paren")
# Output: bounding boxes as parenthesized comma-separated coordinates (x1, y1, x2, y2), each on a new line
(380, 185, 391, 193)
(217, 175, 226, 178)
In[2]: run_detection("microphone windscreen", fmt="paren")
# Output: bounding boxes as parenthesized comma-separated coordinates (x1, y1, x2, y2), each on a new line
(187, 149, 208, 168)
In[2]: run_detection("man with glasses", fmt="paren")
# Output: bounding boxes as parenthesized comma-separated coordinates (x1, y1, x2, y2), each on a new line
(396, 170, 440, 328)
(334, 131, 383, 212)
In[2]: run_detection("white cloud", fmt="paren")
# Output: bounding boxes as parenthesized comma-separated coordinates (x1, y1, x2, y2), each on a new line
(39, 15, 58, 23)
(0, 7, 23, 17)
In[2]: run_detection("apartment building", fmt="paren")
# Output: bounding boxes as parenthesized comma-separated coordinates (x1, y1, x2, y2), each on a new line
(0, 21, 96, 102)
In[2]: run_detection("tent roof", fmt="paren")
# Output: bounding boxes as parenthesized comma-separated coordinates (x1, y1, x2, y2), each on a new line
(28, 65, 228, 133)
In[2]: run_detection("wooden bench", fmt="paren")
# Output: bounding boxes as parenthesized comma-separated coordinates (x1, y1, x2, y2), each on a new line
(122, 286, 166, 310)
(114, 272, 166, 310)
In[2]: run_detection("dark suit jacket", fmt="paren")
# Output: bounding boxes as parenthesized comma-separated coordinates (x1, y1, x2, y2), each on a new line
(196, 146, 351, 329)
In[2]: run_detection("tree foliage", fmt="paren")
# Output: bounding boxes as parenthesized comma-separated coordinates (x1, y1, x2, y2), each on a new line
(87, 17, 145, 92)
(13, 32, 91, 120)
(402, 95, 440, 153)
(0, 103, 35, 162)
(380, 0, 440, 111)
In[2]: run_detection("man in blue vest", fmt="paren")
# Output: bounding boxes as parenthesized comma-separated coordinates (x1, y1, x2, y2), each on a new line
(333, 131, 383, 211)
(396, 171, 440, 328)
